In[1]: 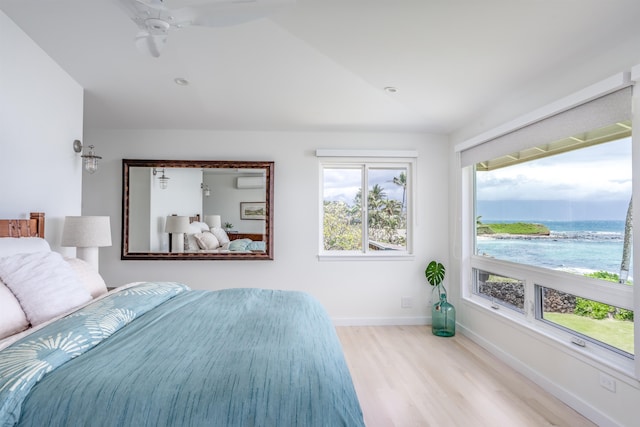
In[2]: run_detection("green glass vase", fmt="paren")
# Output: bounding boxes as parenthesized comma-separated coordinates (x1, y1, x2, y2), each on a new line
(432, 292, 456, 337)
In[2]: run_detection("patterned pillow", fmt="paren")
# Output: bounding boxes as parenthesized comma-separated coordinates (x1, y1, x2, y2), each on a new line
(228, 239, 251, 251)
(246, 241, 266, 251)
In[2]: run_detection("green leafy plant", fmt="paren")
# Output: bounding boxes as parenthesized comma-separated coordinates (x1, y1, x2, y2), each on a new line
(223, 222, 233, 230)
(574, 298, 613, 320)
(425, 260, 446, 292)
(578, 271, 634, 321)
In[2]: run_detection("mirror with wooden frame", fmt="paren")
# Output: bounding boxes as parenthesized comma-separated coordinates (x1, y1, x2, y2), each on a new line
(122, 159, 274, 260)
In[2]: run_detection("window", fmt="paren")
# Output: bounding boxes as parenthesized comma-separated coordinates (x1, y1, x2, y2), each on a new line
(459, 83, 636, 371)
(319, 155, 413, 258)
(473, 268, 525, 313)
(472, 133, 634, 357)
(537, 285, 634, 357)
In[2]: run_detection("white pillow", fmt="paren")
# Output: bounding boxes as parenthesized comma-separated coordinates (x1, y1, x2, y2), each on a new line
(0, 237, 50, 258)
(0, 252, 92, 326)
(194, 232, 220, 250)
(211, 227, 230, 245)
(191, 221, 210, 232)
(0, 280, 29, 340)
(65, 257, 108, 298)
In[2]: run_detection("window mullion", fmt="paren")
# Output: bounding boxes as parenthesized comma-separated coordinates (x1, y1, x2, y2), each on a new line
(361, 165, 369, 253)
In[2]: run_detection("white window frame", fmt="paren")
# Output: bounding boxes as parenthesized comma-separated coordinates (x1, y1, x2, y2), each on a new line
(457, 72, 640, 380)
(317, 150, 416, 261)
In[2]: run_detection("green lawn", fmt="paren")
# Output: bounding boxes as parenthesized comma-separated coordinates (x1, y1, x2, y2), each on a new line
(544, 312, 634, 355)
(477, 222, 550, 235)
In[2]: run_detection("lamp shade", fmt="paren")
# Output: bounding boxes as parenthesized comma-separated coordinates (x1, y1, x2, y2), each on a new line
(164, 216, 190, 233)
(61, 216, 112, 248)
(204, 214, 222, 229)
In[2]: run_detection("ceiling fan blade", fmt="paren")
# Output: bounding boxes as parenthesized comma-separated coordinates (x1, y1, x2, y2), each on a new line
(171, 0, 294, 27)
(115, 0, 295, 58)
(135, 31, 167, 57)
(116, 0, 171, 30)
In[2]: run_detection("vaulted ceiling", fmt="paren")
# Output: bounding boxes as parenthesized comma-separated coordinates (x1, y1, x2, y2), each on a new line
(2, 0, 640, 133)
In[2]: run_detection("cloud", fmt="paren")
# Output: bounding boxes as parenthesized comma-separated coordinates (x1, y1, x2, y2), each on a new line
(477, 138, 632, 202)
(323, 167, 407, 204)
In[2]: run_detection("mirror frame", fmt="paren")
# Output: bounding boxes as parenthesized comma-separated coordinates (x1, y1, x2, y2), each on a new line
(121, 159, 274, 260)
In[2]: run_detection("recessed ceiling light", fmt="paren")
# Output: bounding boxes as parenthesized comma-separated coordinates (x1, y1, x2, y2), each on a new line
(384, 86, 398, 93)
(174, 77, 189, 86)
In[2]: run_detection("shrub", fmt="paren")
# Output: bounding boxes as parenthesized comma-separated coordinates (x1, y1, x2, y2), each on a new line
(575, 271, 634, 321)
(574, 298, 613, 320)
(615, 308, 634, 321)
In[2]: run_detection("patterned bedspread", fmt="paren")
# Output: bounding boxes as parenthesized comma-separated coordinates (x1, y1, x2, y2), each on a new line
(0, 283, 364, 427)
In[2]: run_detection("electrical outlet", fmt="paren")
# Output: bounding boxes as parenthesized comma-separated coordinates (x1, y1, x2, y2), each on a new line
(401, 297, 413, 308)
(599, 373, 616, 393)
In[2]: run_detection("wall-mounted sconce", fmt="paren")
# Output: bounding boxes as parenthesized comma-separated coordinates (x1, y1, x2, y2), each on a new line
(153, 168, 170, 189)
(73, 140, 102, 174)
(201, 183, 211, 197)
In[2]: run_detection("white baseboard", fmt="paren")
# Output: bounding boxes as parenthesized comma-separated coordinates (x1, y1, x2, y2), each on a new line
(458, 324, 619, 427)
(332, 316, 429, 326)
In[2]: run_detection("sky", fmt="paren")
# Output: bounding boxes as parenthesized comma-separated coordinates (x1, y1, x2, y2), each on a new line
(476, 137, 632, 221)
(323, 167, 406, 204)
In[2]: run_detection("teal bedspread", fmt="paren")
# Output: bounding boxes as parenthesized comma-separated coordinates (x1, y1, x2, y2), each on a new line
(0, 283, 364, 427)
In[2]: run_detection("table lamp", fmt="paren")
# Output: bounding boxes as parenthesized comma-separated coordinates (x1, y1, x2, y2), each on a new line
(165, 215, 190, 253)
(204, 214, 222, 229)
(61, 216, 112, 271)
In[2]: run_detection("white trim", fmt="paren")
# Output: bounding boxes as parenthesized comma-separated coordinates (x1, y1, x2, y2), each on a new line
(455, 72, 632, 152)
(315, 149, 418, 158)
(632, 75, 640, 378)
(332, 316, 428, 326)
(318, 158, 415, 257)
(318, 254, 415, 262)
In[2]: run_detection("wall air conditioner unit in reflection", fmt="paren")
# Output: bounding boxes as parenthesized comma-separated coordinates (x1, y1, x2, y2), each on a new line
(236, 176, 265, 189)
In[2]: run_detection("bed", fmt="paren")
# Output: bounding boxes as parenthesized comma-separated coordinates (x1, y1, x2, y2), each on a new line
(184, 218, 266, 253)
(0, 213, 364, 427)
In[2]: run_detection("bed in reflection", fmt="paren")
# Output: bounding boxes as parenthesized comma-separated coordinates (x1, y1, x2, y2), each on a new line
(0, 213, 364, 427)
(184, 217, 266, 253)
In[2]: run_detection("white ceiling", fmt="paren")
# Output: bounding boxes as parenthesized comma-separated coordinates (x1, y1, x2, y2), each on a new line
(2, 0, 640, 133)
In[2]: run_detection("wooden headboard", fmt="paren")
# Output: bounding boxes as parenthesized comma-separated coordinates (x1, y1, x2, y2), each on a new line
(0, 212, 45, 238)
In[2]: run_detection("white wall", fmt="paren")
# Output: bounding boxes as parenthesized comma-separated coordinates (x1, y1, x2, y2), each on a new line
(148, 168, 202, 251)
(0, 11, 83, 253)
(82, 129, 449, 323)
(448, 50, 640, 426)
(203, 173, 265, 234)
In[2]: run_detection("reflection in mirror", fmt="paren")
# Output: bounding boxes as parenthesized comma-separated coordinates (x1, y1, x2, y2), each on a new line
(122, 159, 274, 260)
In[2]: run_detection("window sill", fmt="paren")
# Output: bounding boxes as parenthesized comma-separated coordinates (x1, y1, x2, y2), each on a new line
(317, 253, 415, 262)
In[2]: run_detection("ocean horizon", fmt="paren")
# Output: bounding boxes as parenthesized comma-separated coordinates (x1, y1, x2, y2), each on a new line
(477, 219, 632, 276)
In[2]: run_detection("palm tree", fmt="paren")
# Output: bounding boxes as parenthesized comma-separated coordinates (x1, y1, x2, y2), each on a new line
(368, 184, 387, 205)
(392, 172, 407, 213)
(619, 197, 632, 284)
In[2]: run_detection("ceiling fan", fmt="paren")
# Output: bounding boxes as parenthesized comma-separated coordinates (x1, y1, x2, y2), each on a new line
(116, 0, 294, 57)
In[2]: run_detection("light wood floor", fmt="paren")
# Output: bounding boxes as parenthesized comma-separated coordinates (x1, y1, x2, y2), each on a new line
(336, 326, 596, 427)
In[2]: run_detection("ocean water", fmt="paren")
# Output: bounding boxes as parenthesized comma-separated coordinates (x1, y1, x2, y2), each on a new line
(477, 220, 633, 276)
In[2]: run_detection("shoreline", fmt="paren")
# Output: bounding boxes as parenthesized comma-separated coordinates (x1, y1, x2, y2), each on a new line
(477, 232, 623, 241)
